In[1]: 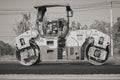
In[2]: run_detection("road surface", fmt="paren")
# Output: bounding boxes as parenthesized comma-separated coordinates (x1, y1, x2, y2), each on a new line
(0, 74, 120, 80)
(0, 61, 120, 74)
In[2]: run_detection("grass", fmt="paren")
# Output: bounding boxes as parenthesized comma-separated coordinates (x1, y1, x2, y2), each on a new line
(0, 55, 16, 61)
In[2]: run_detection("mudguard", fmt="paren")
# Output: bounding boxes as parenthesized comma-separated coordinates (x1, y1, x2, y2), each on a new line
(15, 38, 40, 66)
(85, 30, 110, 65)
(15, 29, 39, 50)
(15, 29, 40, 66)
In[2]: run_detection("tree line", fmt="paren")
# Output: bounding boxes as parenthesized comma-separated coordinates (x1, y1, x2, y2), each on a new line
(0, 40, 15, 56)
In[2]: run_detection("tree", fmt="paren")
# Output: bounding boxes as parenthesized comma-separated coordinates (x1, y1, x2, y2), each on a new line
(112, 17, 120, 42)
(77, 22, 81, 30)
(71, 21, 76, 31)
(13, 13, 32, 35)
(81, 25, 88, 30)
(90, 20, 110, 35)
(0, 40, 15, 56)
(70, 21, 81, 31)
(112, 17, 120, 57)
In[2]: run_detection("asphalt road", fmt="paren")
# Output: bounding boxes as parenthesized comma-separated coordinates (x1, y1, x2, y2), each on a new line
(0, 62, 120, 74)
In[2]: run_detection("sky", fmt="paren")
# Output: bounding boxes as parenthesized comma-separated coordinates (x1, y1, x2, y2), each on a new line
(0, 0, 120, 45)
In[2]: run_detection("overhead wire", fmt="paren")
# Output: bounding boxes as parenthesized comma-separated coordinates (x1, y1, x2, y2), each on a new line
(0, 36, 16, 37)
(0, 1, 119, 15)
(73, 2, 110, 9)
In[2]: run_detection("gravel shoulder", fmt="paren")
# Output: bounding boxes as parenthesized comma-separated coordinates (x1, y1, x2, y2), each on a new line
(0, 74, 120, 80)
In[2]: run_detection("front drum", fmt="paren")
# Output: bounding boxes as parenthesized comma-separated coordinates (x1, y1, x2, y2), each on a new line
(16, 41, 40, 66)
(86, 44, 109, 65)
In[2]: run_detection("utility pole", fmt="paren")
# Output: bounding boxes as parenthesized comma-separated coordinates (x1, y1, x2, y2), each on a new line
(110, 1, 113, 56)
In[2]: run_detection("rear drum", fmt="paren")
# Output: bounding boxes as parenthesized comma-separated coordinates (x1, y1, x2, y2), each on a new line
(86, 44, 109, 65)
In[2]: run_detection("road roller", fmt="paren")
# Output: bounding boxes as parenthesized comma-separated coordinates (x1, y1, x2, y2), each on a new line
(15, 3, 110, 66)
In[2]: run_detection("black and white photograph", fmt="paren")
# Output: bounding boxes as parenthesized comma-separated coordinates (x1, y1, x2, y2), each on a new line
(0, 0, 120, 80)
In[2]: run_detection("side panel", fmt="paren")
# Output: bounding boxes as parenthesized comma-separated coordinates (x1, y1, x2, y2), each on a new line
(66, 30, 87, 60)
(36, 37, 58, 61)
(67, 46, 80, 60)
(40, 46, 58, 61)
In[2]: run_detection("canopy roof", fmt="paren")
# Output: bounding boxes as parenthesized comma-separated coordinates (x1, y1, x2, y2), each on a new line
(34, 3, 69, 9)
